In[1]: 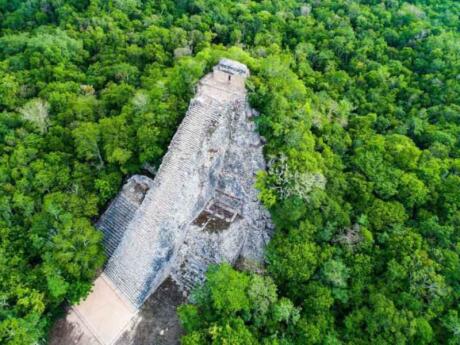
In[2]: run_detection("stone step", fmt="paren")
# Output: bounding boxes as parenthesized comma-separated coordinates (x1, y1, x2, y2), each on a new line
(104, 265, 141, 306)
(100, 65, 256, 308)
(97, 196, 140, 257)
(174, 252, 217, 292)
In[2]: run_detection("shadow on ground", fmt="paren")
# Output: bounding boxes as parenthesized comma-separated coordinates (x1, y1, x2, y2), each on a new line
(116, 277, 186, 345)
(48, 278, 185, 345)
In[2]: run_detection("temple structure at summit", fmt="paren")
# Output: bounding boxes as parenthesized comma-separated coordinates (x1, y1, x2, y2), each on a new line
(50, 59, 273, 345)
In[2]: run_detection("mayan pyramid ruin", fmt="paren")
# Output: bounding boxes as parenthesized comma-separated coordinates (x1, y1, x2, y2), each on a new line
(50, 59, 273, 345)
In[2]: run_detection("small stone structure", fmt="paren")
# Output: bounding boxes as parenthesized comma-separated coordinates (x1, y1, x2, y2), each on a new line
(97, 175, 154, 258)
(49, 59, 272, 345)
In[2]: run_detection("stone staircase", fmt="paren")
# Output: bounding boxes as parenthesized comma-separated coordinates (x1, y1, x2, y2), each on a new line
(173, 251, 216, 292)
(49, 59, 275, 345)
(103, 91, 239, 307)
(97, 195, 139, 258)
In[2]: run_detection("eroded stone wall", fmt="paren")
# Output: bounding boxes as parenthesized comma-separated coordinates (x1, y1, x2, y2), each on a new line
(100, 59, 272, 308)
(49, 59, 273, 345)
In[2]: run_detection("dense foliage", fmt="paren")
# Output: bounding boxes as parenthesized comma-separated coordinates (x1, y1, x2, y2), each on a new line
(179, 264, 301, 345)
(0, 1, 459, 344)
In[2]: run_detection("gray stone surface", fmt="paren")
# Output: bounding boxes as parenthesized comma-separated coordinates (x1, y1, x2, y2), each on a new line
(102, 59, 272, 308)
(48, 59, 273, 345)
(215, 58, 250, 77)
(97, 175, 154, 258)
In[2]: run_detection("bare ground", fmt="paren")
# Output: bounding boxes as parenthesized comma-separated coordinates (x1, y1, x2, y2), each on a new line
(48, 278, 185, 345)
(116, 277, 186, 345)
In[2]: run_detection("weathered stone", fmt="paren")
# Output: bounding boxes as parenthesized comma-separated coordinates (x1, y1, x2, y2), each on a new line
(102, 58, 272, 308)
(97, 175, 154, 258)
(49, 59, 273, 345)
